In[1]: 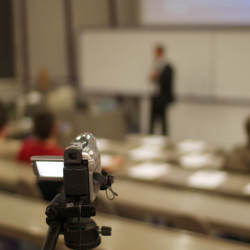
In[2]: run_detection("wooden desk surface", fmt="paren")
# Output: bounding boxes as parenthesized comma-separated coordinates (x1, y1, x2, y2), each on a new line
(98, 136, 250, 200)
(117, 163, 250, 199)
(101, 179, 250, 238)
(0, 147, 249, 240)
(0, 192, 249, 250)
(0, 160, 35, 192)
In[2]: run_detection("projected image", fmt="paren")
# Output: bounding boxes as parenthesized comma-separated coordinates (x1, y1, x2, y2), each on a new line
(140, 0, 250, 25)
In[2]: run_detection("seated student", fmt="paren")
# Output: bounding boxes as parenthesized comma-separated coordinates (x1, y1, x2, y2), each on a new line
(223, 116, 250, 173)
(17, 110, 64, 163)
(17, 110, 64, 201)
(0, 102, 20, 160)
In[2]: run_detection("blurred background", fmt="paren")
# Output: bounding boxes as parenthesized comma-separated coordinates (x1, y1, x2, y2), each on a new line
(0, 0, 250, 249)
(2, 0, 250, 146)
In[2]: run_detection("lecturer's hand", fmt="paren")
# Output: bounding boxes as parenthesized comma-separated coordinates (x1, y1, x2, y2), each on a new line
(150, 71, 159, 82)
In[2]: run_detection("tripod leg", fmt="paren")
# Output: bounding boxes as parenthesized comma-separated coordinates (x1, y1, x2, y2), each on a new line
(42, 224, 61, 250)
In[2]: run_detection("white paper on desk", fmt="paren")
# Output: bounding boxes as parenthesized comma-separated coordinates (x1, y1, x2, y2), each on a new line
(129, 146, 164, 161)
(128, 162, 170, 180)
(101, 154, 113, 167)
(243, 183, 250, 195)
(188, 170, 227, 189)
(140, 135, 167, 147)
(96, 138, 110, 151)
(177, 140, 207, 153)
(180, 153, 214, 169)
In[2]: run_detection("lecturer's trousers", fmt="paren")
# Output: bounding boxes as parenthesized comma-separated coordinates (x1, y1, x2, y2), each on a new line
(149, 98, 168, 135)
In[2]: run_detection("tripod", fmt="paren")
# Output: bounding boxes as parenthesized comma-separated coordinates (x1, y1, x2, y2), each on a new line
(42, 193, 111, 250)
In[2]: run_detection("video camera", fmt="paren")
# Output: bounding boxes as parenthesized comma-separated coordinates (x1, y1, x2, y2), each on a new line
(31, 133, 117, 250)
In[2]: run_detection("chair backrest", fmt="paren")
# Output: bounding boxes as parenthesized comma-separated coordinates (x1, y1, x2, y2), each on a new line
(15, 179, 42, 199)
(172, 214, 211, 234)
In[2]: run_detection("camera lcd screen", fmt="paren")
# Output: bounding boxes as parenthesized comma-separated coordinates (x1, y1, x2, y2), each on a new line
(34, 160, 64, 180)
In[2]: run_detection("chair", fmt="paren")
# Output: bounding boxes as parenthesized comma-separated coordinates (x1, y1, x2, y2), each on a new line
(15, 179, 42, 199)
(172, 214, 211, 234)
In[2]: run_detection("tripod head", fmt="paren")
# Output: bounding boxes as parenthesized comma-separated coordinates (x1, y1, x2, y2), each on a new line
(31, 133, 117, 250)
(43, 193, 111, 250)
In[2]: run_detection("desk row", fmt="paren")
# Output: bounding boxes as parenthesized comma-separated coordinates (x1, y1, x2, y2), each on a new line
(0, 192, 249, 250)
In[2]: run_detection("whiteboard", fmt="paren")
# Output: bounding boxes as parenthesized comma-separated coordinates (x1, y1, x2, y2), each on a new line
(215, 31, 250, 99)
(79, 30, 215, 96)
(79, 29, 250, 100)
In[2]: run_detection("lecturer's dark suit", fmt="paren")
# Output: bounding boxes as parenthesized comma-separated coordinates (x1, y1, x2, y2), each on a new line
(149, 64, 174, 135)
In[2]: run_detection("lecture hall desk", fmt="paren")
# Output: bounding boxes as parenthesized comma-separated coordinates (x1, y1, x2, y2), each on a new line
(0, 160, 35, 193)
(0, 192, 249, 250)
(117, 162, 250, 200)
(0, 160, 250, 240)
(98, 137, 250, 200)
(99, 179, 250, 240)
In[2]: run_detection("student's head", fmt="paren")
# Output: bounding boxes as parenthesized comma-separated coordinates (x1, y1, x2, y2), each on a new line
(0, 102, 8, 137)
(245, 116, 250, 143)
(155, 45, 165, 59)
(33, 110, 58, 141)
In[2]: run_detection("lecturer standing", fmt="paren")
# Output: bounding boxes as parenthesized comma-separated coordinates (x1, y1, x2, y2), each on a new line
(149, 45, 175, 135)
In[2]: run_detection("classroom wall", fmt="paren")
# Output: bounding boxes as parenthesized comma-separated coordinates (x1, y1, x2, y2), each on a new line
(21, 0, 138, 84)
(170, 102, 249, 149)
(72, 0, 110, 28)
(8, 0, 250, 91)
(71, 0, 139, 27)
(117, 0, 139, 26)
(2, 0, 116, 95)
(26, 0, 68, 84)
(12, 0, 23, 81)
(0, 0, 22, 101)
(0, 0, 15, 78)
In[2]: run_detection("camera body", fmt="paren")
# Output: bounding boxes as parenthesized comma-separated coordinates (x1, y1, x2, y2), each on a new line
(63, 133, 101, 203)
(32, 132, 112, 204)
